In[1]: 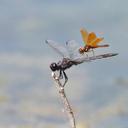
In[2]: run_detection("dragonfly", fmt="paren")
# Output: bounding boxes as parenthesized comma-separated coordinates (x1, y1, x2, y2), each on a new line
(45, 39, 118, 86)
(79, 28, 109, 55)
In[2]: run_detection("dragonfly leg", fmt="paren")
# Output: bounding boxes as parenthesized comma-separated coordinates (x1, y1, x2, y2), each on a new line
(62, 70, 68, 87)
(59, 70, 63, 79)
(85, 53, 88, 58)
(92, 49, 95, 56)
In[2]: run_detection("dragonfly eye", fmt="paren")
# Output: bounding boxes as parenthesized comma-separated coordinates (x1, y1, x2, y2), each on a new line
(79, 47, 84, 53)
(50, 63, 58, 71)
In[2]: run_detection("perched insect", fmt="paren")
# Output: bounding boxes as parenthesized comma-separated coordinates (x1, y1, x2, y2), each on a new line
(45, 40, 118, 86)
(79, 28, 109, 55)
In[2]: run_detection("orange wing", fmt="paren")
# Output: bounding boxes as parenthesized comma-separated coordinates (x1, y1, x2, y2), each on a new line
(80, 28, 88, 45)
(90, 37, 104, 47)
(87, 32, 97, 45)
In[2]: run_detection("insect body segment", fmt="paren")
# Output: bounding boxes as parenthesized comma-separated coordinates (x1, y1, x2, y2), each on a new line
(50, 58, 76, 86)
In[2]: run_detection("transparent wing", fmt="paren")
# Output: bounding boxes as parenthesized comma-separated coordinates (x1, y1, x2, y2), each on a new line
(66, 40, 82, 60)
(45, 40, 69, 58)
(73, 53, 118, 64)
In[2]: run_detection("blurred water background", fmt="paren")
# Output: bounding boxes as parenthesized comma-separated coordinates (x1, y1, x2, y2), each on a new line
(0, 0, 128, 128)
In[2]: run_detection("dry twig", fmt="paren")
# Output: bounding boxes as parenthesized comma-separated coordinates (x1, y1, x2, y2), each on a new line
(52, 72, 76, 128)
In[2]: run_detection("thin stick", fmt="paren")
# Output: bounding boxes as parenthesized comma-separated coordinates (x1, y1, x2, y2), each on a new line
(52, 72, 76, 128)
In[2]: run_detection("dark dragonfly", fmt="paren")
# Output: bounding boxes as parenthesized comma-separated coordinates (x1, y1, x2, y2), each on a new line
(45, 40, 118, 86)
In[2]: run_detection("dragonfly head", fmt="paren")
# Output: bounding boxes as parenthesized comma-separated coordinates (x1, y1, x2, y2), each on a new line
(50, 63, 59, 71)
(79, 47, 84, 54)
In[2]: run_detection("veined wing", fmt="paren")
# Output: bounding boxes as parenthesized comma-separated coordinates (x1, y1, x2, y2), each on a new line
(87, 32, 97, 45)
(45, 40, 68, 58)
(73, 53, 118, 64)
(66, 40, 82, 60)
(80, 28, 89, 45)
(89, 37, 104, 47)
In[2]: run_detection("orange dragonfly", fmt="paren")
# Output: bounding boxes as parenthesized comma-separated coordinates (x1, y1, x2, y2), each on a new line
(79, 28, 109, 55)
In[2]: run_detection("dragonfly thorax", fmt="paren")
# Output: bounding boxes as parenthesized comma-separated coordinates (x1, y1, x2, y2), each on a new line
(84, 45, 90, 52)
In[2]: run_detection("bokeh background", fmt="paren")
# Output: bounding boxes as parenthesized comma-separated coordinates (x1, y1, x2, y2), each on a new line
(0, 0, 128, 128)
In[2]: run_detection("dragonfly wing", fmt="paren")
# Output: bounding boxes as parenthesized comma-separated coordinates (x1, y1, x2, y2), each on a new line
(66, 40, 82, 59)
(80, 28, 88, 45)
(87, 32, 97, 45)
(90, 37, 104, 46)
(73, 53, 118, 64)
(45, 40, 69, 58)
